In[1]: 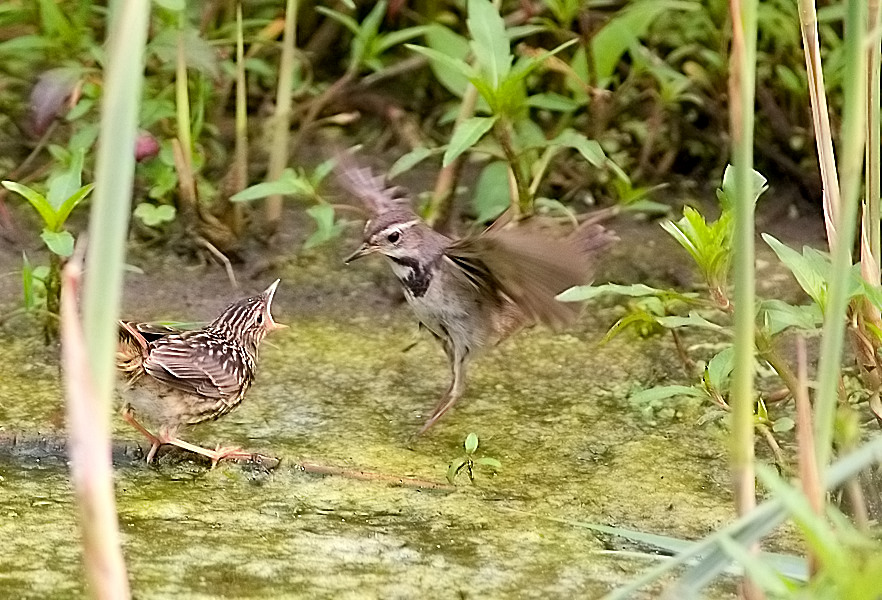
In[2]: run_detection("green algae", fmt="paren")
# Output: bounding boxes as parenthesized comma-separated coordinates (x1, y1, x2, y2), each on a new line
(0, 301, 770, 599)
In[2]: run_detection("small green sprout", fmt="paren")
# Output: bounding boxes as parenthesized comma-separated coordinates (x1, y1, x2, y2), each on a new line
(446, 433, 501, 485)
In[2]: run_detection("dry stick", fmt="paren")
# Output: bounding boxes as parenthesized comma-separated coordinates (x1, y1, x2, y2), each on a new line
(798, 0, 842, 249)
(61, 250, 130, 599)
(794, 335, 822, 578)
(295, 460, 455, 492)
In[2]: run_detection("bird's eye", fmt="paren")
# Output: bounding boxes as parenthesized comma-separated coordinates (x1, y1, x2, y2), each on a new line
(387, 230, 400, 244)
(256, 313, 264, 325)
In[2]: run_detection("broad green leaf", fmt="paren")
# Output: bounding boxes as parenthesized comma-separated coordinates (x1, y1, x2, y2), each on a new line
(705, 346, 734, 392)
(304, 204, 344, 249)
(548, 129, 606, 167)
(762, 234, 827, 307)
(467, 0, 511, 89)
(134, 202, 176, 227)
(758, 299, 823, 335)
(389, 147, 435, 178)
(231, 169, 313, 202)
(656, 312, 726, 332)
(54, 183, 94, 230)
(40, 229, 74, 257)
(472, 161, 511, 222)
(526, 92, 582, 112)
(446, 458, 468, 484)
(407, 43, 478, 88)
(475, 457, 501, 469)
(772, 417, 795, 433)
(464, 432, 479, 454)
(350, 0, 387, 67)
(719, 164, 768, 211)
(46, 148, 84, 211)
(591, 1, 694, 85)
(3, 181, 56, 228)
(443, 115, 498, 166)
(630, 385, 706, 404)
(421, 25, 472, 99)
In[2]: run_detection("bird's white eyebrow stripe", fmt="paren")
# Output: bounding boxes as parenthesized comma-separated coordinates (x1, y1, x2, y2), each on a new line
(375, 220, 419, 238)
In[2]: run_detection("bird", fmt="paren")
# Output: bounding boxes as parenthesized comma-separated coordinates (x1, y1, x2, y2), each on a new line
(336, 159, 616, 434)
(116, 279, 284, 465)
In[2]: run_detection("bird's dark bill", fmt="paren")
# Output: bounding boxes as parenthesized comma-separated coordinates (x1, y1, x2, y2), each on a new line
(344, 244, 372, 263)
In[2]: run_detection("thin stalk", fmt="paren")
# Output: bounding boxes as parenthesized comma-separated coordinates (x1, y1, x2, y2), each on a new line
(794, 336, 820, 575)
(814, 0, 868, 470)
(265, 0, 298, 233)
(797, 0, 842, 248)
(861, 0, 882, 318)
(728, 0, 760, 596)
(75, 0, 151, 596)
(175, 15, 192, 172)
(229, 1, 247, 235)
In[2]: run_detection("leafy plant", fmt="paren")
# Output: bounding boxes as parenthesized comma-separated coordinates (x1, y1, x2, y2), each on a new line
(446, 432, 501, 485)
(3, 153, 93, 339)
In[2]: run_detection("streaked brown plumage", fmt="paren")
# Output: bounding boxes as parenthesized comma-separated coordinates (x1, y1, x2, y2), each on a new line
(117, 279, 283, 465)
(337, 159, 616, 433)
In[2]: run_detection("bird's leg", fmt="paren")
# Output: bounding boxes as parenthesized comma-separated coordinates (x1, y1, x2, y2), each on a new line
(418, 343, 469, 435)
(121, 406, 162, 462)
(157, 433, 257, 469)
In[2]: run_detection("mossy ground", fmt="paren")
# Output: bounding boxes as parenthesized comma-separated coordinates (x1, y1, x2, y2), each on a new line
(0, 209, 812, 598)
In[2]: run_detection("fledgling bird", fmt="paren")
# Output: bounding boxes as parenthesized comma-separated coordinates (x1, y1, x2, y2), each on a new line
(116, 280, 284, 465)
(337, 160, 616, 434)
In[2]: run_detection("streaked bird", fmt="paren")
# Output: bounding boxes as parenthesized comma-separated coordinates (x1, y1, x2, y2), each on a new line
(116, 280, 283, 465)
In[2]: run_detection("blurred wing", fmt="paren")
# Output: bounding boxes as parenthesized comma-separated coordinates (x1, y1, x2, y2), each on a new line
(143, 332, 248, 401)
(447, 224, 614, 329)
(334, 153, 412, 215)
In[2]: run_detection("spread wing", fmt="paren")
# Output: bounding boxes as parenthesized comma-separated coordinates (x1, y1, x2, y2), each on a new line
(446, 224, 614, 330)
(143, 332, 250, 401)
(334, 153, 412, 215)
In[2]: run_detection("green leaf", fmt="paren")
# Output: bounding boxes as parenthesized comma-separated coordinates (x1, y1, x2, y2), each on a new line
(21, 253, 36, 310)
(762, 234, 827, 308)
(719, 164, 768, 212)
(54, 183, 94, 230)
(231, 169, 314, 202)
(389, 147, 435, 179)
(630, 385, 706, 404)
(350, 0, 387, 68)
(472, 161, 511, 222)
(376, 25, 431, 54)
(716, 536, 792, 596)
(705, 347, 734, 392)
(758, 299, 823, 335)
(407, 43, 478, 89)
(556, 283, 698, 303)
(46, 148, 85, 211)
(303, 204, 344, 249)
(772, 417, 795, 433)
(475, 457, 501, 469)
(526, 92, 582, 112)
(464, 432, 479, 454)
(134, 202, 176, 227)
(446, 458, 468, 485)
(421, 25, 473, 99)
(40, 229, 74, 257)
(656, 312, 726, 332)
(548, 129, 606, 167)
(466, 0, 511, 89)
(443, 115, 498, 166)
(3, 181, 56, 228)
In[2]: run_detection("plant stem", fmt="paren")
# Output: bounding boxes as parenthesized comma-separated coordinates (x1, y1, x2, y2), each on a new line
(75, 0, 151, 597)
(814, 0, 868, 471)
(265, 0, 298, 234)
(728, 0, 760, 595)
(797, 0, 842, 248)
(494, 118, 531, 216)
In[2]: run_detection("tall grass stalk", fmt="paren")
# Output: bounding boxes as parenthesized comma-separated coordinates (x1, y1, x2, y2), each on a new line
(727, 0, 758, 535)
(73, 0, 151, 596)
(797, 0, 842, 247)
(265, 0, 298, 233)
(813, 0, 868, 470)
